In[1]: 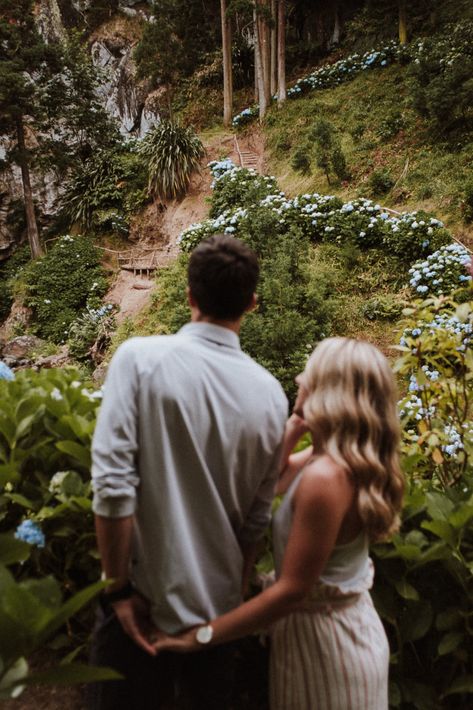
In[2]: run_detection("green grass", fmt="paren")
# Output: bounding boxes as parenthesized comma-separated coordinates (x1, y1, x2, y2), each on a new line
(263, 65, 473, 243)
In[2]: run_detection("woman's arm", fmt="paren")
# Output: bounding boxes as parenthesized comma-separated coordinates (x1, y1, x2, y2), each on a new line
(276, 414, 311, 494)
(153, 457, 352, 653)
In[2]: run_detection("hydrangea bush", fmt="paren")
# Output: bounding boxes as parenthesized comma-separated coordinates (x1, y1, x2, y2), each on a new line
(408, 243, 472, 298)
(232, 38, 420, 128)
(179, 160, 451, 263)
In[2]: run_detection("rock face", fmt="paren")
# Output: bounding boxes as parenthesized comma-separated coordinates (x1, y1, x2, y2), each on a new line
(0, 0, 159, 253)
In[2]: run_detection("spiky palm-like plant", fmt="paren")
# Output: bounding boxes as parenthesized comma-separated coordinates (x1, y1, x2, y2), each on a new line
(139, 121, 204, 201)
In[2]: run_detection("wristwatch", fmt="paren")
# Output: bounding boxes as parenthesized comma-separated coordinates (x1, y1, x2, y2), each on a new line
(196, 624, 214, 645)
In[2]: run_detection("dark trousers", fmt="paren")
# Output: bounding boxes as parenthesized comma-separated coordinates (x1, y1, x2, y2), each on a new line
(88, 603, 238, 710)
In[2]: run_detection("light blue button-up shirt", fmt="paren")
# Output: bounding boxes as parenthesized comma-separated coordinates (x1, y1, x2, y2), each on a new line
(92, 322, 288, 632)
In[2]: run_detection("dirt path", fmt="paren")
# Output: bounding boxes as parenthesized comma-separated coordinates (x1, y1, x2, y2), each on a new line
(106, 129, 266, 323)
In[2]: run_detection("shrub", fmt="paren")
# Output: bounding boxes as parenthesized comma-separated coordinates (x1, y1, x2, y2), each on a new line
(23, 235, 108, 343)
(408, 244, 472, 298)
(61, 145, 147, 233)
(0, 245, 30, 323)
(208, 161, 279, 219)
(376, 111, 405, 140)
(461, 178, 473, 223)
(138, 121, 204, 201)
(309, 118, 348, 184)
(361, 295, 403, 321)
(369, 169, 394, 195)
(68, 304, 116, 362)
(408, 22, 473, 137)
(291, 147, 311, 176)
(383, 211, 451, 263)
(0, 369, 103, 598)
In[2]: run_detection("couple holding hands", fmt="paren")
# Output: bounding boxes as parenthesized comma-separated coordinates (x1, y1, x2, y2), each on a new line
(90, 234, 404, 710)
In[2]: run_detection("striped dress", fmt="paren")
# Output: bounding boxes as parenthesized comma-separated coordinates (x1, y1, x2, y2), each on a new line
(270, 474, 389, 710)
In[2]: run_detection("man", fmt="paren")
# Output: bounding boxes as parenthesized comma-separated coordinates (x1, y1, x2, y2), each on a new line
(90, 234, 288, 709)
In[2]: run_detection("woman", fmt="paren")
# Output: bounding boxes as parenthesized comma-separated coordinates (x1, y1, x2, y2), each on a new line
(155, 337, 404, 709)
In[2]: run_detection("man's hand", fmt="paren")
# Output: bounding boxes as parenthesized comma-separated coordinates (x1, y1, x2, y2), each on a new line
(152, 627, 201, 655)
(112, 593, 159, 656)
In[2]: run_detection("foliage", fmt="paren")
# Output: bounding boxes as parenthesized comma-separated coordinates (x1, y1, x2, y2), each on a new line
(408, 244, 472, 298)
(68, 305, 116, 362)
(290, 147, 312, 176)
(61, 145, 148, 232)
(209, 161, 279, 218)
(361, 295, 403, 321)
(372, 479, 473, 709)
(232, 40, 409, 127)
(397, 296, 473, 488)
(369, 169, 394, 195)
(0, 553, 118, 699)
(22, 235, 108, 343)
(0, 368, 102, 602)
(135, 0, 219, 89)
(408, 22, 473, 138)
(179, 162, 451, 264)
(0, 245, 30, 323)
(138, 121, 204, 201)
(461, 178, 473, 223)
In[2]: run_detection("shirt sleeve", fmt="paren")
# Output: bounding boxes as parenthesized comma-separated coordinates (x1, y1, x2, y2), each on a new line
(239, 391, 288, 543)
(91, 340, 140, 518)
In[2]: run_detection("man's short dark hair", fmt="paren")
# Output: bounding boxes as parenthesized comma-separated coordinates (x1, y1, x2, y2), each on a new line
(188, 234, 259, 320)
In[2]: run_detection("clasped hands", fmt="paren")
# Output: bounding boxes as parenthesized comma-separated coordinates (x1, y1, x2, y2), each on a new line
(112, 594, 201, 656)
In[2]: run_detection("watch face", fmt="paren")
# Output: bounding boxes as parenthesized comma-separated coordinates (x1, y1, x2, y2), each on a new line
(196, 624, 213, 644)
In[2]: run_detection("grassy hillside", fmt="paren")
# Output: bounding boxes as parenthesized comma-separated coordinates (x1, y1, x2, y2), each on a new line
(263, 64, 473, 246)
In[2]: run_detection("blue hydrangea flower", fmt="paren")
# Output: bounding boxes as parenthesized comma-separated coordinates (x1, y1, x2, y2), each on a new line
(15, 520, 46, 548)
(0, 361, 14, 381)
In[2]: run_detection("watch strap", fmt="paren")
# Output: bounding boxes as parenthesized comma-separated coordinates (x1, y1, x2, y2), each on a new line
(102, 581, 134, 606)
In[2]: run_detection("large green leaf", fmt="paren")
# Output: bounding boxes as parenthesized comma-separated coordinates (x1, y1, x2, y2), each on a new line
(442, 675, 473, 697)
(55, 440, 91, 469)
(400, 602, 433, 642)
(0, 534, 31, 566)
(20, 662, 122, 687)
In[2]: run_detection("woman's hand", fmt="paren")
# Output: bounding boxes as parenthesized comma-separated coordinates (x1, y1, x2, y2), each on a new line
(152, 627, 201, 654)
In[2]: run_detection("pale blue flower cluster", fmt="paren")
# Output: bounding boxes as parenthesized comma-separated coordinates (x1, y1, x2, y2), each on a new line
(15, 520, 45, 548)
(233, 40, 408, 126)
(442, 425, 464, 457)
(0, 361, 15, 381)
(400, 314, 473, 352)
(408, 243, 471, 296)
(399, 393, 435, 422)
(179, 161, 451, 257)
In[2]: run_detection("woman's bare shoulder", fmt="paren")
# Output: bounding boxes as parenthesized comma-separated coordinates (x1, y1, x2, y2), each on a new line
(295, 455, 353, 508)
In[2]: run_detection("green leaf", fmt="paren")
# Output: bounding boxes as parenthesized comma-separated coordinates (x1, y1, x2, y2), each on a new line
(395, 579, 419, 601)
(0, 657, 28, 699)
(436, 608, 462, 631)
(20, 663, 122, 687)
(442, 675, 473, 697)
(421, 519, 456, 546)
(0, 535, 31, 566)
(55, 440, 91, 469)
(438, 631, 464, 656)
(400, 602, 433, 642)
(425, 491, 454, 520)
(38, 580, 105, 643)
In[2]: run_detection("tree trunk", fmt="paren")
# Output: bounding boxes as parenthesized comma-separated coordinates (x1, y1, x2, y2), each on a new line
(270, 0, 277, 96)
(16, 117, 43, 259)
(330, 2, 341, 47)
(254, 7, 267, 119)
(277, 0, 286, 105)
(220, 0, 233, 127)
(399, 0, 407, 44)
(259, 0, 271, 109)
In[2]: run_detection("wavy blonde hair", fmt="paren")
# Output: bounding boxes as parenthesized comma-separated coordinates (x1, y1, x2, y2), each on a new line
(302, 337, 404, 542)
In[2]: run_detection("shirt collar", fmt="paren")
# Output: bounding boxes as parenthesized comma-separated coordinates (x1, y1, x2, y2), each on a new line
(179, 322, 241, 350)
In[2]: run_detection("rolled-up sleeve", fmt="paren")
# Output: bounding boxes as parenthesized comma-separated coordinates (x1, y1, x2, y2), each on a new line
(92, 340, 140, 518)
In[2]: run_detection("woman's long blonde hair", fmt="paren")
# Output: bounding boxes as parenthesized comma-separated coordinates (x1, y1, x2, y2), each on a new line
(302, 337, 404, 542)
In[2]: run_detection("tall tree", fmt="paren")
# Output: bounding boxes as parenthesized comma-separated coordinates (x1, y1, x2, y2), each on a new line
(270, 0, 278, 96)
(0, 3, 116, 258)
(221, 0, 233, 127)
(277, 0, 286, 105)
(398, 0, 408, 44)
(0, 0, 54, 257)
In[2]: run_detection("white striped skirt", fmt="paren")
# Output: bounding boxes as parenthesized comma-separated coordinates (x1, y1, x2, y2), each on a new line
(269, 591, 389, 710)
